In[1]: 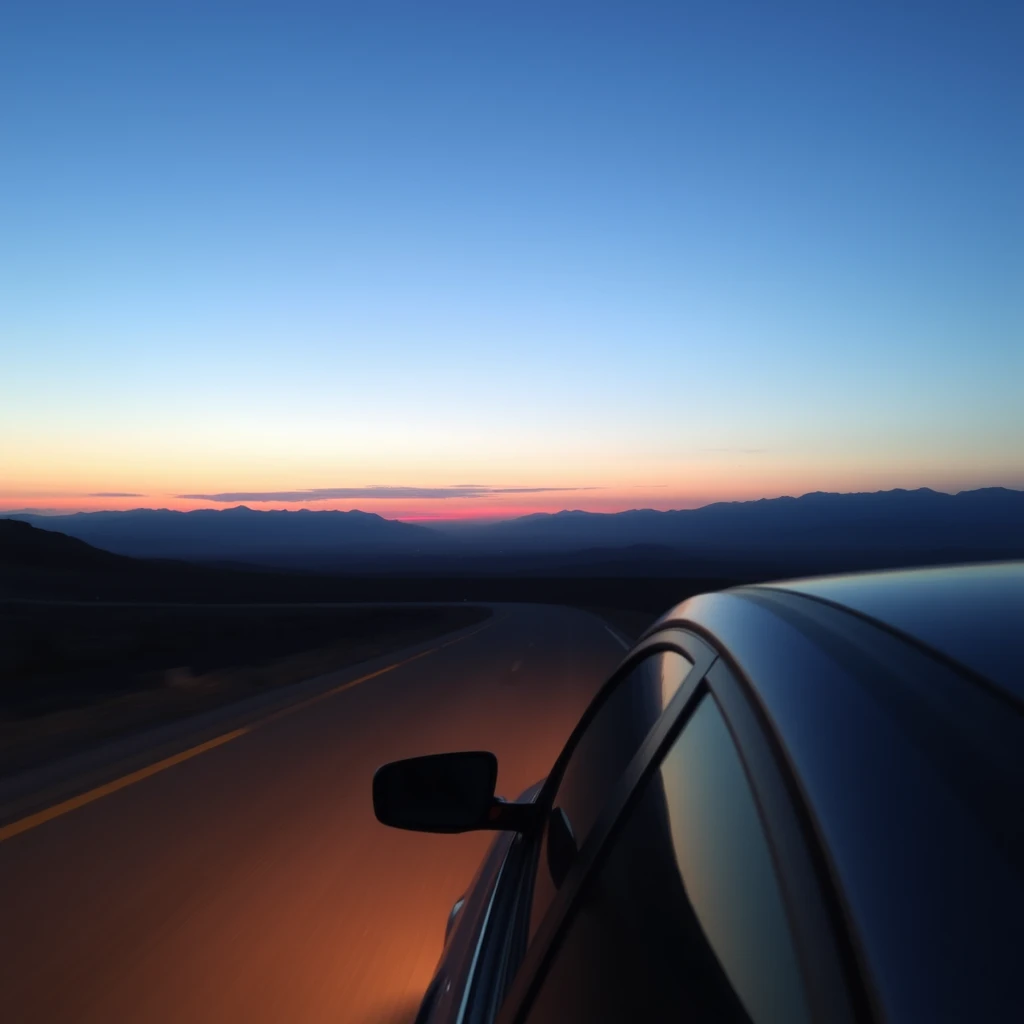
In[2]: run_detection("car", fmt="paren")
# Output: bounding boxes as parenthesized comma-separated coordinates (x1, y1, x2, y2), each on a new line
(373, 562, 1024, 1024)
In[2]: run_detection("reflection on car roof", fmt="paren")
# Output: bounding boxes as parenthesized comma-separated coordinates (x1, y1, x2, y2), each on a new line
(765, 561, 1024, 707)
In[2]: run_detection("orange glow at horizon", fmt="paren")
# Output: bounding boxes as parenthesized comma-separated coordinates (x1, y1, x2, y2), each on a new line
(5, 442, 1022, 521)
(0, 491, 712, 520)
(5, 467, 1020, 522)
(6, 405, 1023, 523)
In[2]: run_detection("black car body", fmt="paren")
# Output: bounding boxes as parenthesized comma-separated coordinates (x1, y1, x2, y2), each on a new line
(374, 563, 1024, 1024)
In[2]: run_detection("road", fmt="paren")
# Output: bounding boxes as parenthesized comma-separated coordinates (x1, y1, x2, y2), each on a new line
(0, 604, 629, 1024)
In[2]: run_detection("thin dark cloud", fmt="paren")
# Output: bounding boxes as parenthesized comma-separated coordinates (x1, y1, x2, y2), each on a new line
(88, 492, 145, 497)
(177, 485, 598, 503)
(0, 507, 66, 516)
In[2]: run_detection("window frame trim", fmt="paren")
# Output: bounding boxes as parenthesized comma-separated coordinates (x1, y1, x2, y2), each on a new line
(497, 628, 862, 1024)
(460, 631, 717, 1024)
(498, 635, 716, 1024)
(707, 659, 863, 1024)
(530, 628, 718, 820)
(519, 630, 716, 922)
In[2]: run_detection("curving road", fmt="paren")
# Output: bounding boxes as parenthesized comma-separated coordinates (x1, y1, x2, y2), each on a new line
(0, 604, 630, 1024)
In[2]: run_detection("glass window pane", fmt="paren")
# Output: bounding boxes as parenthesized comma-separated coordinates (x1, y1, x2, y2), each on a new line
(528, 651, 692, 939)
(522, 696, 810, 1024)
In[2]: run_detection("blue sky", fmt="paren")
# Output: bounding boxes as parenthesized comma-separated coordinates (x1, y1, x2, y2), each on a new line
(2, 1, 1021, 517)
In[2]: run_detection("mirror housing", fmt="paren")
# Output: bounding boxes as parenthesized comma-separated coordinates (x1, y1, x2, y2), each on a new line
(373, 751, 499, 833)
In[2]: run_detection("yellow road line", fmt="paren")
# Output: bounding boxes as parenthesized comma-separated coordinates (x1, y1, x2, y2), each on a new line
(0, 728, 249, 844)
(0, 619, 492, 844)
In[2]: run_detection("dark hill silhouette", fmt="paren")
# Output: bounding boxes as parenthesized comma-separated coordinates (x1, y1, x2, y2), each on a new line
(3, 505, 442, 562)
(3, 487, 1022, 572)
(0, 518, 128, 569)
(0, 519, 733, 611)
(468, 487, 1024, 562)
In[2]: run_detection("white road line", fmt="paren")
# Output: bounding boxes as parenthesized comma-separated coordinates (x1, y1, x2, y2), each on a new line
(604, 625, 630, 650)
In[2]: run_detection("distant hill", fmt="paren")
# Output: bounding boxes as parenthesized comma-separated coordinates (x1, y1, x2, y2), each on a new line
(3, 487, 1022, 573)
(0, 519, 733, 610)
(3, 505, 443, 563)
(465, 487, 1024, 563)
(0, 518, 128, 569)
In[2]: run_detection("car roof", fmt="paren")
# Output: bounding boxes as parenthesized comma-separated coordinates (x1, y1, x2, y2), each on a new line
(760, 560, 1024, 709)
(654, 572, 1024, 1022)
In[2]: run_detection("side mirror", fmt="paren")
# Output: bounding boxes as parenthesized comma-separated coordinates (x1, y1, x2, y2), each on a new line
(373, 751, 498, 833)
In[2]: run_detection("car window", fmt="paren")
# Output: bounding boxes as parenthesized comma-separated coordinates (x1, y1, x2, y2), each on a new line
(520, 695, 811, 1024)
(527, 650, 691, 940)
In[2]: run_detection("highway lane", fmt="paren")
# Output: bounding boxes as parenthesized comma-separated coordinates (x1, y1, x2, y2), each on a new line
(0, 604, 629, 1024)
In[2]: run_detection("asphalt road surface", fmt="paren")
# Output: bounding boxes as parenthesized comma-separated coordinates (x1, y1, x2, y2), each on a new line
(0, 604, 630, 1024)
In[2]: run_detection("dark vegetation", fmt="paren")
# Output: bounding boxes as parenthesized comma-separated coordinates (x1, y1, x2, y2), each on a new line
(0, 517, 739, 610)
(0, 518, 724, 776)
(1, 521, 497, 776)
(0, 600, 488, 778)
(1, 603, 490, 718)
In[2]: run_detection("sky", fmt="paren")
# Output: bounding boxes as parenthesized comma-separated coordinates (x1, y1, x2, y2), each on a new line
(2, 1, 1021, 520)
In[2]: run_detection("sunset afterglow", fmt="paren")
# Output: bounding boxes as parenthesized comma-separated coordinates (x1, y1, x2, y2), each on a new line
(2, 4, 1021, 520)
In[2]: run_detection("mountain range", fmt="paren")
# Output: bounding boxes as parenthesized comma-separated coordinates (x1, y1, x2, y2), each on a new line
(3, 487, 1023, 574)
(0, 506, 435, 564)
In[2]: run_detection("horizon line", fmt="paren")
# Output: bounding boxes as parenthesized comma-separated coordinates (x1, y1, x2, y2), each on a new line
(2, 484, 1021, 524)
